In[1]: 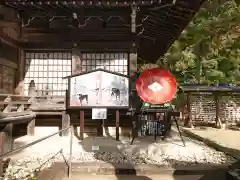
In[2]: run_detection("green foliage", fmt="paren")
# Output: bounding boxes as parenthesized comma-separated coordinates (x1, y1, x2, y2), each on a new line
(159, 0, 240, 84)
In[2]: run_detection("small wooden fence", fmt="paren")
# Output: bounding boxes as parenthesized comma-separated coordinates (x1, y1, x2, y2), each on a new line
(180, 85, 240, 129)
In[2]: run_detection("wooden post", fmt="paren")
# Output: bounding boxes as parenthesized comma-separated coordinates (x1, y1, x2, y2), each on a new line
(27, 119, 35, 136)
(27, 80, 36, 136)
(17, 104, 25, 112)
(0, 132, 5, 176)
(184, 93, 193, 127)
(3, 123, 13, 152)
(116, 110, 120, 141)
(97, 120, 103, 136)
(80, 111, 84, 140)
(61, 111, 70, 136)
(215, 92, 221, 128)
(3, 96, 12, 113)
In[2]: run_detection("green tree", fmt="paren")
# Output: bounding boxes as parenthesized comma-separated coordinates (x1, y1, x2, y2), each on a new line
(161, 0, 240, 84)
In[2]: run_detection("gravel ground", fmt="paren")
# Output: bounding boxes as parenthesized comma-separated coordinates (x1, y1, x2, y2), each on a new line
(0, 131, 236, 180)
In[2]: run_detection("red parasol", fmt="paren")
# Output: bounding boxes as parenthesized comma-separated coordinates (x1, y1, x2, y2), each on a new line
(136, 67, 177, 104)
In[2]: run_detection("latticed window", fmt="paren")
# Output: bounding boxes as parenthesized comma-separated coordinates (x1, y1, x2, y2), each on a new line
(24, 52, 72, 96)
(0, 65, 16, 94)
(81, 53, 128, 75)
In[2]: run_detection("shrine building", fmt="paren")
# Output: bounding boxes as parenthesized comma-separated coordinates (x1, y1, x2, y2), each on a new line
(0, 0, 204, 137)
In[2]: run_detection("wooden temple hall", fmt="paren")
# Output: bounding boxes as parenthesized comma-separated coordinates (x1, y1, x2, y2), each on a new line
(0, 0, 204, 140)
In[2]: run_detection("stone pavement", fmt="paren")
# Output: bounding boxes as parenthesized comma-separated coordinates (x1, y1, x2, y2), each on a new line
(180, 127, 240, 160)
(41, 161, 228, 180)
(60, 164, 229, 180)
(61, 174, 203, 180)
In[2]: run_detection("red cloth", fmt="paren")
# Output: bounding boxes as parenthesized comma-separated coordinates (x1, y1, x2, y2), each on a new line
(136, 67, 177, 104)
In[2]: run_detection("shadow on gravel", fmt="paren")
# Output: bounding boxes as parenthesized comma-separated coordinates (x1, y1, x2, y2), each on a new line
(75, 125, 239, 180)
(76, 131, 153, 180)
(182, 128, 240, 160)
(171, 159, 240, 180)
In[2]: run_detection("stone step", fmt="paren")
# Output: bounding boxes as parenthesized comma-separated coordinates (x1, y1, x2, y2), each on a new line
(70, 163, 229, 175)
(60, 174, 187, 180)
(37, 163, 67, 180)
(36, 162, 231, 180)
(44, 162, 229, 176)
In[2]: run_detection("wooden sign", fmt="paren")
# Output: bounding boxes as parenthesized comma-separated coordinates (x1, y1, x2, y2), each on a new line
(65, 69, 130, 109)
(92, 108, 107, 119)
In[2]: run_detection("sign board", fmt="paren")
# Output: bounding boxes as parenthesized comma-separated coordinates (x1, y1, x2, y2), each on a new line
(66, 69, 130, 109)
(92, 145, 100, 151)
(92, 108, 107, 119)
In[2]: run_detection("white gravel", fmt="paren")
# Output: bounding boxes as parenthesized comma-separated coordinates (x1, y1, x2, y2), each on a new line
(0, 132, 236, 180)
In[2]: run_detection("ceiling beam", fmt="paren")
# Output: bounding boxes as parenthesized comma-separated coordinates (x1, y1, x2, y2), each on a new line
(0, 29, 19, 48)
(0, 20, 19, 28)
(22, 27, 130, 34)
(18, 8, 131, 18)
(19, 32, 134, 42)
(5, 0, 167, 9)
(20, 41, 133, 51)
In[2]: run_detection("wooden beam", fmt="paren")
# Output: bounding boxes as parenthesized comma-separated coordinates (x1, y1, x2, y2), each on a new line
(0, 57, 18, 69)
(5, 0, 164, 8)
(0, 30, 19, 48)
(17, 11, 131, 22)
(19, 32, 134, 42)
(0, 20, 19, 28)
(22, 27, 130, 34)
(20, 41, 133, 51)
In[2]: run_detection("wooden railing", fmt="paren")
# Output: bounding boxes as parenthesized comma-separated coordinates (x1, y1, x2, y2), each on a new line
(0, 94, 65, 112)
(0, 94, 34, 113)
(0, 92, 67, 162)
(0, 126, 74, 178)
(0, 94, 37, 160)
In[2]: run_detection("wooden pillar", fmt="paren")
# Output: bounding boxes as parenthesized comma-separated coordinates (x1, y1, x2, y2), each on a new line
(15, 49, 25, 95)
(116, 110, 120, 141)
(129, 50, 138, 140)
(184, 93, 192, 127)
(72, 48, 82, 74)
(0, 132, 5, 176)
(129, 51, 138, 101)
(97, 120, 103, 136)
(80, 111, 84, 140)
(27, 81, 36, 136)
(3, 96, 12, 113)
(215, 92, 221, 128)
(129, 52, 137, 78)
(3, 123, 13, 152)
(27, 119, 35, 136)
(61, 111, 70, 136)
